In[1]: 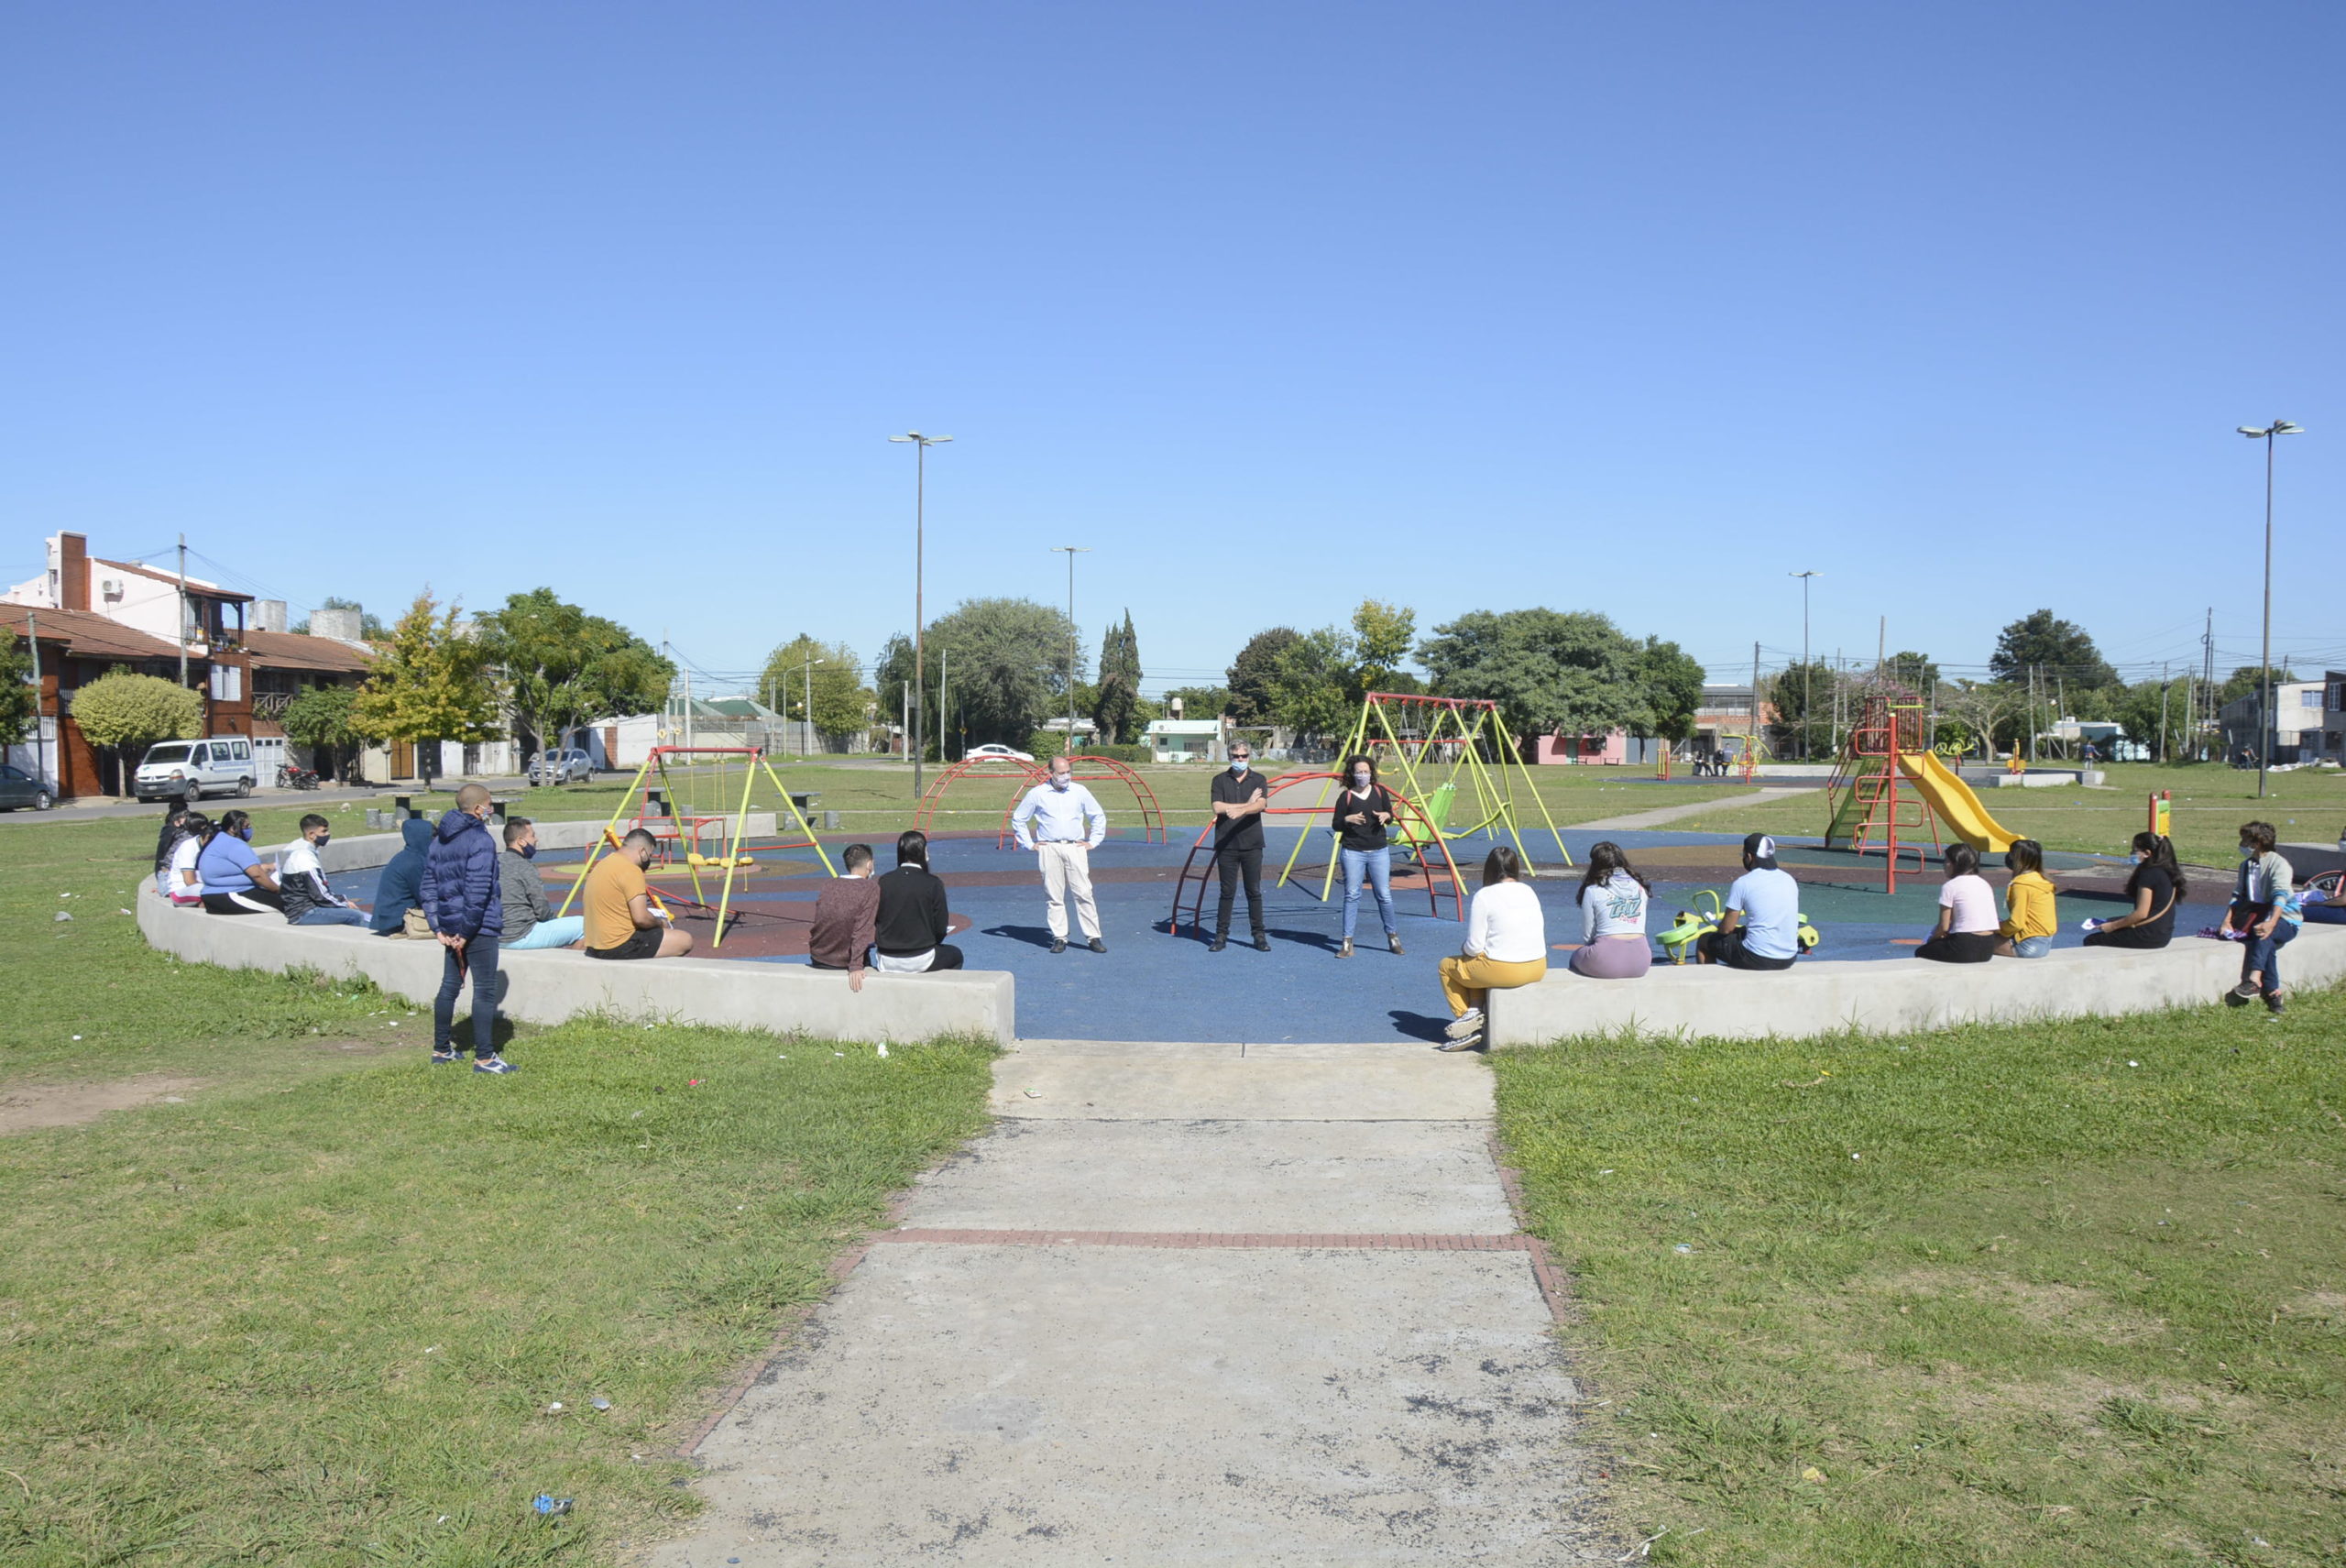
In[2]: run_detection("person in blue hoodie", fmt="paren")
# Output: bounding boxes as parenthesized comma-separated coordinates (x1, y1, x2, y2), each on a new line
(422, 784, 513, 1073)
(370, 817, 436, 935)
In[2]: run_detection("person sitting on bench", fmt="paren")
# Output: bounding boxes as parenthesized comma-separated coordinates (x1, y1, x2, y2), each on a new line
(873, 830, 964, 972)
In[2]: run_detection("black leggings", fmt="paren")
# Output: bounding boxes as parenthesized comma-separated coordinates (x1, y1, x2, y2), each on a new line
(2082, 925, 2169, 950)
(1915, 930, 1997, 963)
(202, 889, 283, 916)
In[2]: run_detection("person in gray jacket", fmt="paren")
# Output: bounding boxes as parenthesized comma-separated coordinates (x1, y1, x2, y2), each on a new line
(500, 817, 585, 949)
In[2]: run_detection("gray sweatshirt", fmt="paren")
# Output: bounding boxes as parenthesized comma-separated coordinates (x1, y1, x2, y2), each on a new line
(499, 850, 555, 940)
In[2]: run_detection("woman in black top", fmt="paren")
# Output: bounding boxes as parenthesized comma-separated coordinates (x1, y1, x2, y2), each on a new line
(2082, 831, 2184, 949)
(1331, 753, 1401, 958)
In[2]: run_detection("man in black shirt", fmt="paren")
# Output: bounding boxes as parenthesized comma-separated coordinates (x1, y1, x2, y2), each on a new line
(872, 829, 964, 972)
(1209, 742, 1270, 951)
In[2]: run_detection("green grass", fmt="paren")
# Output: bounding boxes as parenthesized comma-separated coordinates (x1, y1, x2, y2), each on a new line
(1674, 762, 2345, 867)
(0, 813, 996, 1564)
(1494, 986, 2346, 1566)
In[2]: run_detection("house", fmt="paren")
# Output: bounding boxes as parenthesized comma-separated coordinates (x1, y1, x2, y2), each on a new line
(0, 604, 186, 796)
(2317, 672, 2346, 765)
(1144, 717, 1226, 763)
(1689, 684, 1774, 761)
(2220, 681, 2327, 764)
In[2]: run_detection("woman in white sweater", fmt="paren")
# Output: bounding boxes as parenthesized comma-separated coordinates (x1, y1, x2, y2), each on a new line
(1568, 840, 1651, 979)
(1438, 847, 1548, 1050)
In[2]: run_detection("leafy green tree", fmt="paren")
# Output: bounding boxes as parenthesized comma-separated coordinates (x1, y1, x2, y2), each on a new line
(1637, 637, 1707, 742)
(291, 597, 390, 641)
(1763, 660, 1857, 759)
(280, 685, 363, 781)
(1988, 610, 2117, 688)
(69, 671, 203, 793)
(2111, 676, 2197, 761)
(1161, 685, 1230, 719)
(1883, 650, 1941, 693)
(351, 592, 501, 784)
(917, 598, 1082, 750)
(1267, 627, 1358, 744)
(760, 635, 870, 749)
(1091, 611, 1143, 745)
(0, 641, 37, 747)
(1225, 628, 1300, 728)
(1351, 599, 1416, 692)
(1417, 609, 1649, 741)
(2218, 664, 2297, 705)
(475, 587, 672, 757)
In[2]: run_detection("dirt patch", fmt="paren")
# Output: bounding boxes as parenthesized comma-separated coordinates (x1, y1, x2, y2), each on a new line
(1874, 1267, 2169, 1343)
(0, 1073, 213, 1135)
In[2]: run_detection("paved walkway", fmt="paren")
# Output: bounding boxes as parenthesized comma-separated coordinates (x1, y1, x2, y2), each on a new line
(650, 1040, 1606, 1565)
(1573, 784, 1819, 833)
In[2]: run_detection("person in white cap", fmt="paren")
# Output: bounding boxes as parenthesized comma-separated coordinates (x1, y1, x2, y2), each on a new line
(1697, 832, 1801, 970)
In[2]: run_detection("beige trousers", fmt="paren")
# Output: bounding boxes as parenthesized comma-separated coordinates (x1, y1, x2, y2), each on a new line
(1439, 954, 1547, 1016)
(1036, 841, 1101, 941)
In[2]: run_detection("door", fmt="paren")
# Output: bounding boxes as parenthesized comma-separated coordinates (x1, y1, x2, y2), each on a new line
(392, 740, 415, 779)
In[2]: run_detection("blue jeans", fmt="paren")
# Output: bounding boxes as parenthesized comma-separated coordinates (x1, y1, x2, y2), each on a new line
(506, 916, 585, 950)
(434, 934, 501, 1058)
(1341, 847, 1398, 940)
(2242, 917, 2297, 995)
(292, 906, 369, 927)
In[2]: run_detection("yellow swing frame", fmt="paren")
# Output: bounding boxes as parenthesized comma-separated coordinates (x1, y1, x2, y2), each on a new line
(1275, 691, 1573, 901)
(556, 745, 835, 947)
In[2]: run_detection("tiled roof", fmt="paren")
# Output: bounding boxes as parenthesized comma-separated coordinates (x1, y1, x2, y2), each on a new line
(243, 628, 375, 674)
(0, 603, 183, 662)
(92, 557, 250, 601)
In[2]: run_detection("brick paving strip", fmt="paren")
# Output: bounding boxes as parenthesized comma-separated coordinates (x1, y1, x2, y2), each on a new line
(645, 1039, 1610, 1565)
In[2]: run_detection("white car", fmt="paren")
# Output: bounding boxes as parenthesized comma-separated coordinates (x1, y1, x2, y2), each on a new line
(529, 748, 595, 785)
(133, 737, 258, 801)
(962, 744, 1036, 763)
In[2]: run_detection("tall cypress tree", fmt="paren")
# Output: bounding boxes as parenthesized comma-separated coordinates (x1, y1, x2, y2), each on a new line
(1091, 611, 1142, 745)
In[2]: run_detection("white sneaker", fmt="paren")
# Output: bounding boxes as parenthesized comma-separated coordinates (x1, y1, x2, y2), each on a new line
(1443, 1009, 1485, 1040)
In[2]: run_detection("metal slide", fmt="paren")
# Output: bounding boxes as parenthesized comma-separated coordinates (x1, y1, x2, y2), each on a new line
(1894, 751, 2020, 852)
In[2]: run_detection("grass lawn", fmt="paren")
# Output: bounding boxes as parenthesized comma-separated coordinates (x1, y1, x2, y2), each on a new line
(0, 813, 996, 1565)
(1495, 984, 2346, 1566)
(1683, 763, 2346, 868)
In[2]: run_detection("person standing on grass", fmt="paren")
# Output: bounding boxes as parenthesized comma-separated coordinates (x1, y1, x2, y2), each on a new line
(1331, 752, 1401, 959)
(2224, 821, 2300, 1016)
(1011, 755, 1108, 954)
(1915, 842, 2000, 963)
(808, 842, 882, 992)
(873, 830, 964, 972)
(1696, 834, 1799, 970)
(422, 784, 513, 1073)
(1569, 840, 1650, 979)
(1208, 741, 1273, 952)
(2081, 831, 2182, 951)
(499, 817, 585, 949)
(1436, 846, 1548, 1051)
(196, 809, 285, 916)
(1992, 839, 2056, 958)
(279, 813, 368, 927)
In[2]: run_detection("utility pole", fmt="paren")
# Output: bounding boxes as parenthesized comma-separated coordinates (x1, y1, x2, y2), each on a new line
(1748, 641, 1761, 768)
(2159, 662, 2171, 763)
(27, 612, 46, 794)
(2236, 419, 2304, 798)
(176, 533, 191, 688)
(1051, 545, 1091, 756)
(938, 646, 949, 764)
(800, 652, 824, 760)
(1789, 571, 1819, 760)
(2200, 607, 2215, 757)
(889, 432, 953, 793)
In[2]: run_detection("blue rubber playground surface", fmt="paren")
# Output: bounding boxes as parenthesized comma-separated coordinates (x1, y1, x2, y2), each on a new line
(328, 825, 2232, 1044)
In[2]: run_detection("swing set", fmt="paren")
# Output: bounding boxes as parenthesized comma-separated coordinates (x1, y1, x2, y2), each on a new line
(554, 746, 835, 948)
(1273, 691, 1572, 903)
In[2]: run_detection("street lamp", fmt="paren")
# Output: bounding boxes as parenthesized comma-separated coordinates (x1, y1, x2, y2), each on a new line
(2235, 419, 2303, 800)
(888, 431, 952, 793)
(1789, 571, 1820, 760)
(800, 654, 825, 760)
(1051, 545, 1091, 756)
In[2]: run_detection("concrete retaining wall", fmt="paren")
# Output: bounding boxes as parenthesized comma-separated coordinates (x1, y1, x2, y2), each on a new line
(137, 884, 1014, 1047)
(1485, 925, 2346, 1047)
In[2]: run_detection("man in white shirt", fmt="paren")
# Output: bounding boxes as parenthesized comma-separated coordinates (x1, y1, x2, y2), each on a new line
(1697, 833, 1800, 970)
(1011, 756, 1109, 954)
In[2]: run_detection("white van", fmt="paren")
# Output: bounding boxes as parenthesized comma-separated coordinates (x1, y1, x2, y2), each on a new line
(133, 736, 258, 801)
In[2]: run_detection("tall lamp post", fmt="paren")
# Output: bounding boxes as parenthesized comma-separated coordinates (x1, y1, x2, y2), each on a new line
(2235, 419, 2303, 800)
(1789, 571, 1820, 760)
(1051, 546, 1091, 755)
(888, 431, 952, 794)
(800, 654, 825, 760)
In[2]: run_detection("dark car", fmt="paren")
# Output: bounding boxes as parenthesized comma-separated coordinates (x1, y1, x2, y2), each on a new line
(0, 764, 56, 812)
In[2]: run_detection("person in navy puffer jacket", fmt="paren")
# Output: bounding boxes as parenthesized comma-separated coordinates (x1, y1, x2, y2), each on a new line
(422, 784, 514, 1073)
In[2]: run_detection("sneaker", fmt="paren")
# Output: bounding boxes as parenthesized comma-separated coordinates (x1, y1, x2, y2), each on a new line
(431, 1049, 459, 1065)
(1443, 1009, 1485, 1040)
(1388, 936, 1404, 955)
(472, 1056, 519, 1075)
(1050, 939, 1068, 954)
(2228, 981, 2263, 1002)
(1337, 938, 1354, 959)
(1253, 935, 1271, 952)
(2264, 991, 2286, 1015)
(1210, 934, 1228, 952)
(1087, 938, 1107, 954)
(2224, 984, 2256, 1008)
(1436, 1032, 1484, 1053)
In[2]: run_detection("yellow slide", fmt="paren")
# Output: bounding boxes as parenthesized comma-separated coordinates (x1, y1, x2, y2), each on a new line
(1895, 751, 2020, 852)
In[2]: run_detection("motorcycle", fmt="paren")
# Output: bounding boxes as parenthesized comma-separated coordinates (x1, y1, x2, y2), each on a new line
(276, 762, 322, 790)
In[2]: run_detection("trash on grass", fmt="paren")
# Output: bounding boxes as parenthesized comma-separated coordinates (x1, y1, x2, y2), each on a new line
(54, 912, 72, 923)
(1801, 1465, 1827, 1482)
(1672, 1244, 1694, 1255)
(590, 1396, 612, 1411)
(532, 1494, 572, 1516)
(876, 1043, 890, 1058)
(1024, 1089, 1041, 1098)
(545, 1401, 563, 1412)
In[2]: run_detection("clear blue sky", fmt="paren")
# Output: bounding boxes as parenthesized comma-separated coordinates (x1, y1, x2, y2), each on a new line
(4, 1, 2338, 696)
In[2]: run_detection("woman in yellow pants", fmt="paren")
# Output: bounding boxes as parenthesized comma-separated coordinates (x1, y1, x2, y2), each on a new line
(1438, 846, 1548, 1050)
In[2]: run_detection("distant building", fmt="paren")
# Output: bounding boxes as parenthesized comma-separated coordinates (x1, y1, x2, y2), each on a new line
(2220, 680, 2326, 764)
(1144, 717, 1226, 763)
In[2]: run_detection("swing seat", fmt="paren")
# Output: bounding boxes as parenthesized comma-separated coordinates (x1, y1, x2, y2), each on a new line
(686, 852, 757, 868)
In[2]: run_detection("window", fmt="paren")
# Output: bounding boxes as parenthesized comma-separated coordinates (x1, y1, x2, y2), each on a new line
(2303, 689, 2323, 708)
(190, 746, 210, 765)
(209, 663, 243, 702)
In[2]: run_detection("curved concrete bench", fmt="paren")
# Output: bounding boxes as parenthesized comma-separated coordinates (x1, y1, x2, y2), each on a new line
(135, 884, 1013, 1047)
(1484, 925, 2346, 1047)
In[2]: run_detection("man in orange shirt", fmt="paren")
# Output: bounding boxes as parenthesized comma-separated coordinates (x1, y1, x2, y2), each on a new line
(584, 828, 696, 960)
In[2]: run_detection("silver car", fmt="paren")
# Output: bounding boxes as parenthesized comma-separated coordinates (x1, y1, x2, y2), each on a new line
(529, 748, 595, 785)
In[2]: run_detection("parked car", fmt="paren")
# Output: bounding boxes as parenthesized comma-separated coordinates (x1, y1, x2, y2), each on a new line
(963, 744, 1036, 763)
(528, 748, 595, 785)
(132, 737, 258, 800)
(0, 763, 54, 811)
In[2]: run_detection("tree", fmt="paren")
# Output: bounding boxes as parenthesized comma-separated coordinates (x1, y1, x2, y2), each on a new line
(0, 641, 36, 747)
(1161, 685, 1231, 719)
(1091, 611, 1143, 745)
(1352, 599, 1416, 693)
(1988, 610, 2117, 689)
(1883, 650, 1941, 693)
(1763, 660, 1843, 758)
(69, 671, 203, 793)
(759, 636, 869, 749)
(1417, 609, 1650, 740)
(291, 597, 390, 641)
(2219, 664, 2297, 705)
(914, 598, 1082, 750)
(350, 592, 501, 784)
(475, 588, 672, 758)
(2112, 675, 2195, 762)
(1637, 637, 1707, 742)
(1225, 628, 1300, 728)
(280, 685, 362, 781)
(1267, 626, 1358, 744)
(1937, 680, 2026, 760)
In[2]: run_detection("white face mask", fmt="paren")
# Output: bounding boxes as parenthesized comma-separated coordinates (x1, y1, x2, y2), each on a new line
(1230, 759, 1249, 773)
(1352, 773, 1371, 787)
(1051, 773, 1070, 791)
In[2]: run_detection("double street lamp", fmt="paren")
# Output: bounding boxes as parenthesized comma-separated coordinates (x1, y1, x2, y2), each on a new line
(2235, 419, 2303, 800)
(1051, 545, 1091, 755)
(888, 431, 952, 794)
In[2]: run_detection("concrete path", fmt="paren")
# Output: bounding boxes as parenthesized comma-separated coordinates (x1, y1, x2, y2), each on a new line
(1574, 784, 1819, 833)
(649, 1040, 1606, 1565)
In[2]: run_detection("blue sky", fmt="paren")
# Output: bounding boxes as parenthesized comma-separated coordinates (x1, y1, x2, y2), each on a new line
(3, 1, 2338, 696)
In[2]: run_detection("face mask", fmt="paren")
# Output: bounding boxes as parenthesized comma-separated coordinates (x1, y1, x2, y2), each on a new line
(519, 842, 538, 861)
(1353, 773, 1371, 786)
(236, 827, 253, 842)
(1230, 760, 1248, 773)
(1051, 773, 1070, 790)
(313, 833, 331, 849)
